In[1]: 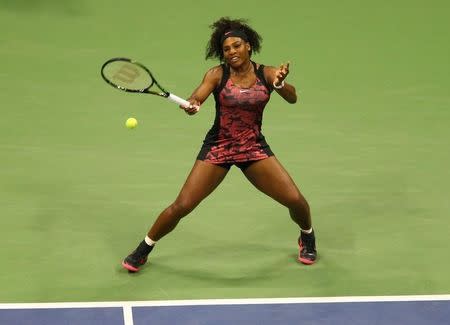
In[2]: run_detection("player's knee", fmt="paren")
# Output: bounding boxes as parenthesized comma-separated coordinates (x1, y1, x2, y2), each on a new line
(171, 197, 197, 217)
(284, 191, 309, 211)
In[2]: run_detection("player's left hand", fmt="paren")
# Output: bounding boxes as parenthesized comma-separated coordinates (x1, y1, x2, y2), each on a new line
(273, 62, 290, 87)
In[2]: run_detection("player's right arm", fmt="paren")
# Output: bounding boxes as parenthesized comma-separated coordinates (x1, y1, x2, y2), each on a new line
(181, 66, 222, 115)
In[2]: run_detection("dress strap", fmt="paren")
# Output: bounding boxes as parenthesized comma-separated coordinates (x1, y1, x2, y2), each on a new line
(253, 61, 272, 93)
(214, 63, 230, 94)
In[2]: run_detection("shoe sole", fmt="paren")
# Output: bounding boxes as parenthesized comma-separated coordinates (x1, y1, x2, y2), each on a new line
(298, 256, 315, 265)
(122, 261, 139, 272)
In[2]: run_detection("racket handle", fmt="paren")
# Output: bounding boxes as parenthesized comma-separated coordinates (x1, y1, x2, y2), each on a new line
(168, 93, 200, 112)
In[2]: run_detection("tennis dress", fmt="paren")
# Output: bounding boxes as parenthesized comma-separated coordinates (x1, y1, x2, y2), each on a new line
(197, 62, 274, 165)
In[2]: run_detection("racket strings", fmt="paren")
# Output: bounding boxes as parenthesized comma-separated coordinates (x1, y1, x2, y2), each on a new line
(102, 60, 153, 91)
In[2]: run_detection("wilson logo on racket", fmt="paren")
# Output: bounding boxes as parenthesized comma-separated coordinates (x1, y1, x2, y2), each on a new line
(113, 65, 140, 84)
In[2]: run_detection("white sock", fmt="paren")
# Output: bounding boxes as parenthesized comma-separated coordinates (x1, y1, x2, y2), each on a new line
(301, 227, 313, 234)
(144, 236, 157, 246)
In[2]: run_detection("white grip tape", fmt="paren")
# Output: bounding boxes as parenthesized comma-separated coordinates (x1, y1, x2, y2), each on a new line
(168, 93, 200, 112)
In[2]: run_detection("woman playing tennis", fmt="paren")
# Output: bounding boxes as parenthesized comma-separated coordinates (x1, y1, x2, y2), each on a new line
(122, 17, 317, 272)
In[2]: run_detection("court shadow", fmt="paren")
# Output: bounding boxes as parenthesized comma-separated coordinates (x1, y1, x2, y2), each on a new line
(143, 242, 298, 285)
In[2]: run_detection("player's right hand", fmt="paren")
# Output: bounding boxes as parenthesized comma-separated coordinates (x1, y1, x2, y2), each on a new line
(181, 99, 200, 115)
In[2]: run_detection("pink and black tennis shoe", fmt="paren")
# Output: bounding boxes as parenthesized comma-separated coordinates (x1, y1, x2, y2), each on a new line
(298, 230, 317, 265)
(122, 240, 154, 272)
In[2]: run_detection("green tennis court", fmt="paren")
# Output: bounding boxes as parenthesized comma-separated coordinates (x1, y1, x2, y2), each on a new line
(1, 0, 449, 303)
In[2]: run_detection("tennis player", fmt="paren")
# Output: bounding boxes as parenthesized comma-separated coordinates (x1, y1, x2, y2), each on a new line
(122, 17, 317, 272)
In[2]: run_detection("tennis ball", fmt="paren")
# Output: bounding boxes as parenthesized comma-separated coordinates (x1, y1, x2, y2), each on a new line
(125, 117, 138, 129)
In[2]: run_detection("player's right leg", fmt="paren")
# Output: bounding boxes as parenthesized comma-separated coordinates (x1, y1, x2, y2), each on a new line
(122, 160, 229, 272)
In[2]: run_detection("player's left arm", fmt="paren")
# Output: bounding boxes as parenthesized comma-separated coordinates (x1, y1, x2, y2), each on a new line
(265, 62, 297, 104)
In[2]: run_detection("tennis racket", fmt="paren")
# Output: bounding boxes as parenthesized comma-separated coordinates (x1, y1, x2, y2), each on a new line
(100, 57, 198, 111)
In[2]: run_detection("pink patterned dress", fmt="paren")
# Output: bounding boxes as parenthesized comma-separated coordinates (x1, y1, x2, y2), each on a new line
(197, 62, 274, 166)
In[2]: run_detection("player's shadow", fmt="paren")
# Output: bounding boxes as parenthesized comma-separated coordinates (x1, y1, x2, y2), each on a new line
(131, 242, 301, 284)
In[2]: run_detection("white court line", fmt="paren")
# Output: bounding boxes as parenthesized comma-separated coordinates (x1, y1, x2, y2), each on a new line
(1, 294, 450, 309)
(122, 304, 134, 325)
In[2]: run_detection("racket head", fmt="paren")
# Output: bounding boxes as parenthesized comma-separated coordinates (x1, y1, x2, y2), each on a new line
(101, 58, 159, 93)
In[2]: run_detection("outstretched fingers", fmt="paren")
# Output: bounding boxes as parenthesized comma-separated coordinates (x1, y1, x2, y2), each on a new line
(274, 61, 291, 86)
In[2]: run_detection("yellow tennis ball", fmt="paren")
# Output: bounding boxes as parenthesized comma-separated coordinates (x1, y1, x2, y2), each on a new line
(125, 117, 138, 129)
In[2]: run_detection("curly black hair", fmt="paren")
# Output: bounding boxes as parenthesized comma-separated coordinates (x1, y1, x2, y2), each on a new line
(205, 17, 262, 61)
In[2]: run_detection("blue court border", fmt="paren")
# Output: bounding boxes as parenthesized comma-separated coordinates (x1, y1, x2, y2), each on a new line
(1, 295, 449, 325)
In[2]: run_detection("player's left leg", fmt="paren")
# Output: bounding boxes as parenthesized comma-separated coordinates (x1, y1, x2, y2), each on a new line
(242, 156, 317, 264)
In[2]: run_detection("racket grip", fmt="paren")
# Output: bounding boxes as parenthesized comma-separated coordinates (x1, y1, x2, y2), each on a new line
(168, 93, 200, 111)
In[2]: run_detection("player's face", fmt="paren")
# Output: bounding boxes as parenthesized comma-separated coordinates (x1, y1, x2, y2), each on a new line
(222, 37, 251, 67)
